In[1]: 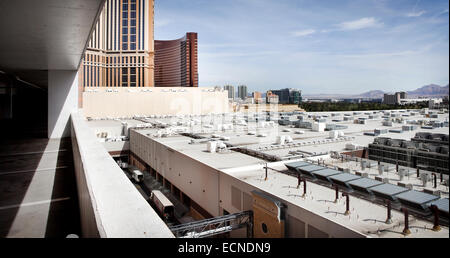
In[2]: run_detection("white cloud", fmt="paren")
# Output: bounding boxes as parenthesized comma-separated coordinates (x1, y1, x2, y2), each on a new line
(406, 10, 426, 17)
(155, 19, 172, 28)
(291, 29, 316, 37)
(336, 17, 383, 31)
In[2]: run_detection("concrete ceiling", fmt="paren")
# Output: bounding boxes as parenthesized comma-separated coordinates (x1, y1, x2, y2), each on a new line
(0, 0, 105, 87)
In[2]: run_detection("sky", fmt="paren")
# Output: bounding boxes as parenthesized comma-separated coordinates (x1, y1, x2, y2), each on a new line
(154, 0, 449, 95)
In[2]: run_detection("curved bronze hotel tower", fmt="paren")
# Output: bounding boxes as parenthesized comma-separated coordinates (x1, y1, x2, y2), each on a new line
(154, 33, 198, 87)
(79, 0, 198, 88)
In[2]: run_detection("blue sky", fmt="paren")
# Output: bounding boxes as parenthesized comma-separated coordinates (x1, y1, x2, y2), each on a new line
(154, 0, 449, 95)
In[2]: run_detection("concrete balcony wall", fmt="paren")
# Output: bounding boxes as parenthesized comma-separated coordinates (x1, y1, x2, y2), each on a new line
(70, 111, 174, 238)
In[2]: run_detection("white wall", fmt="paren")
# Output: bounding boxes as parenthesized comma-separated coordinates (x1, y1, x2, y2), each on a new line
(83, 87, 229, 118)
(48, 70, 79, 138)
(71, 112, 174, 237)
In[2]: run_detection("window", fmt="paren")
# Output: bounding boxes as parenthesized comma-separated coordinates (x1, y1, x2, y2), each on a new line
(122, 68, 128, 87)
(122, 20, 128, 26)
(122, 12, 128, 18)
(130, 35, 136, 42)
(131, 19, 136, 26)
(130, 27, 136, 34)
(122, 44, 128, 50)
(122, 35, 128, 42)
(122, 28, 128, 34)
(130, 43, 136, 50)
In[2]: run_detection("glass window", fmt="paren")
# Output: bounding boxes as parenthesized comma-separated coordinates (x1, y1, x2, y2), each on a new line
(131, 4, 136, 10)
(130, 35, 136, 42)
(122, 44, 128, 50)
(130, 43, 136, 50)
(122, 3, 128, 10)
(122, 35, 128, 42)
(131, 20, 136, 26)
(122, 28, 128, 34)
(130, 27, 136, 34)
(130, 68, 136, 74)
(131, 12, 136, 18)
(122, 20, 128, 26)
(122, 12, 128, 18)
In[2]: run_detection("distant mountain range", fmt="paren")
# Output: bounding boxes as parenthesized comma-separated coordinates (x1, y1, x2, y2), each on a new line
(305, 84, 449, 99)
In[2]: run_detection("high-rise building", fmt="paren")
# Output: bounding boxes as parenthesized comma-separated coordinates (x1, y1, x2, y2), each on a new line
(79, 0, 155, 88)
(223, 85, 235, 100)
(266, 91, 279, 104)
(238, 85, 248, 100)
(383, 92, 407, 105)
(252, 91, 263, 104)
(154, 33, 198, 87)
(270, 88, 302, 104)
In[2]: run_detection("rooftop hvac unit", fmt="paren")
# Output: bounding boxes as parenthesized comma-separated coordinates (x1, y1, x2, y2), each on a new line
(276, 135, 286, 145)
(378, 164, 384, 175)
(206, 141, 218, 153)
(285, 135, 293, 143)
(420, 173, 429, 187)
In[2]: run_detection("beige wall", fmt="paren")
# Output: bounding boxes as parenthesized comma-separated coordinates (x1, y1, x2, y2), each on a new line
(83, 87, 229, 118)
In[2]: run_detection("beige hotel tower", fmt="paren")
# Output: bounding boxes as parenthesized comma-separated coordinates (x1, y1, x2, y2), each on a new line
(79, 0, 155, 88)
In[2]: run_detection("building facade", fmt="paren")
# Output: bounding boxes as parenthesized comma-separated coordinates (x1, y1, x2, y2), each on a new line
(154, 33, 198, 87)
(252, 91, 263, 104)
(383, 92, 407, 105)
(79, 0, 155, 88)
(266, 91, 279, 104)
(224, 85, 235, 100)
(270, 88, 302, 104)
(238, 85, 248, 100)
(368, 137, 449, 175)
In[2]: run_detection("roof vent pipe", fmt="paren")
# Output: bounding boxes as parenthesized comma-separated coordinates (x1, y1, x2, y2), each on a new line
(386, 200, 393, 224)
(264, 163, 268, 181)
(430, 205, 441, 232)
(299, 178, 306, 197)
(342, 193, 350, 215)
(432, 173, 437, 188)
(401, 208, 411, 236)
(334, 185, 339, 203)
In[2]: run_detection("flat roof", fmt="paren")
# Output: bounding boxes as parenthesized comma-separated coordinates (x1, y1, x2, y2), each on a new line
(223, 162, 449, 238)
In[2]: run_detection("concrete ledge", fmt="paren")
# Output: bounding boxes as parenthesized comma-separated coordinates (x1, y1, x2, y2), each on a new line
(71, 111, 174, 238)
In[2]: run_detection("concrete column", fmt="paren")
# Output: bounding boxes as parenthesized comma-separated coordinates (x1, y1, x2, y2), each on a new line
(48, 70, 79, 139)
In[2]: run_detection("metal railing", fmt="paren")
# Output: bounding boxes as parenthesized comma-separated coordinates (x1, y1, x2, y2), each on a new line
(170, 210, 253, 238)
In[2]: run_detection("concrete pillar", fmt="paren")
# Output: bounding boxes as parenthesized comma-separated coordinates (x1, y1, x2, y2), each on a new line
(48, 70, 78, 139)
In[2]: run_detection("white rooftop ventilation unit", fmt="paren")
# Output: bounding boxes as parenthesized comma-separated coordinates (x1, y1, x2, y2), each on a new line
(276, 135, 286, 145)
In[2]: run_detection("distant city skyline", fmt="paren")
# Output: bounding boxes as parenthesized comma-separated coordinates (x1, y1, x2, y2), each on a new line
(154, 0, 449, 95)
